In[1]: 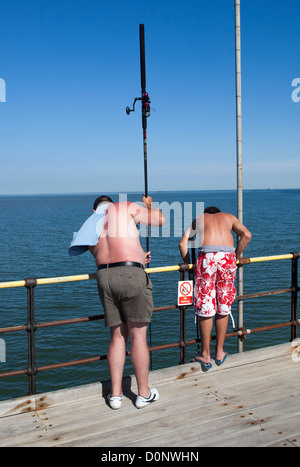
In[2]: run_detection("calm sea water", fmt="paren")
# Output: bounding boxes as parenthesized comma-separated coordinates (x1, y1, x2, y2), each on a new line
(0, 189, 299, 401)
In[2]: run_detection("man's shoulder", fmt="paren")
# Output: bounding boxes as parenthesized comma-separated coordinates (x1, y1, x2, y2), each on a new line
(205, 212, 237, 228)
(111, 201, 144, 215)
(204, 211, 234, 220)
(222, 211, 235, 218)
(107, 201, 133, 209)
(112, 201, 141, 207)
(215, 211, 236, 220)
(221, 212, 238, 225)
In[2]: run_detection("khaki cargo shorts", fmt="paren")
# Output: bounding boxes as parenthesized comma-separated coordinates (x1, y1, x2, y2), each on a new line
(96, 266, 153, 328)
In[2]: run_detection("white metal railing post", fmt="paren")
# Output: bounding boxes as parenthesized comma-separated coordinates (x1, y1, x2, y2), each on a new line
(235, 0, 244, 352)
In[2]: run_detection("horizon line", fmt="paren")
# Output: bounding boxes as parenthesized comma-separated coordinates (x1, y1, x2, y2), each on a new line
(0, 187, 299, 197)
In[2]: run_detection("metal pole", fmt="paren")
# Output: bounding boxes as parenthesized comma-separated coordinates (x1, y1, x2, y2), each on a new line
(291, 252, 299, 341)
(235, 0, 244, 352)
(25, 278, 37, 395)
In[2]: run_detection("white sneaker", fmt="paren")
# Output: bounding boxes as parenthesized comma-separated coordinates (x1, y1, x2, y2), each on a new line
(107, 393, 122, 410)
(135, 388, 159, 409)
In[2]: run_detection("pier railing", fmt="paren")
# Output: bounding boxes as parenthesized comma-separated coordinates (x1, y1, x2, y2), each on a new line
(0, 252, 298, 396)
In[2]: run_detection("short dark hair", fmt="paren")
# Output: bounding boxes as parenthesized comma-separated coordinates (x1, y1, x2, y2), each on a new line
(204, 206, 221, 214)
(93, 195, 113, 210)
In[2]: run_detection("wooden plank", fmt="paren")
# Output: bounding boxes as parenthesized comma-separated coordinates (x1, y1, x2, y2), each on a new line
(1, 389, 219, 447)
(0, 395, 36, 418)
(0, 412, 44, 442)
(157, 355, 297, 392)
(208, 414, 300, 448)
(0, 342, 292, 416)
(39, 372, 299, 447)
(114, 394, 300, 448)
(0, 342, 298, 447)
(267, 434, 300, 448)
(62, 361, 300, 447)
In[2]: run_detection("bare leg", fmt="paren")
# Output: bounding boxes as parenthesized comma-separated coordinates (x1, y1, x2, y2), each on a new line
(108, 323, 128, 397)
(127, 322, 150, 398)
(215, 314, 228, 361)
(198, 317, 213, 363)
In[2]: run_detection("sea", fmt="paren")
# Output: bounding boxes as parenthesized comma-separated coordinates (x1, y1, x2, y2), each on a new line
(0, 189, 299, 402)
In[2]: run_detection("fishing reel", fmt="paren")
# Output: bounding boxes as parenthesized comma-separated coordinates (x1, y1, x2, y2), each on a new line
(126, 92, 151, 118)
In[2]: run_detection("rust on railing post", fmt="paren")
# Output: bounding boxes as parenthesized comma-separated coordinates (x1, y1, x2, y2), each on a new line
(291, 252, 299, 341)
(25, 278, 38, 395)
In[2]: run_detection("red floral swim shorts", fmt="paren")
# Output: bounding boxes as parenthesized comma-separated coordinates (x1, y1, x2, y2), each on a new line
(194, 252, 237, 317)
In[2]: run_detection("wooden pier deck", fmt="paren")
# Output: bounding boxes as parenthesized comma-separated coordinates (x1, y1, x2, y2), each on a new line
(0, 342, 299, 448)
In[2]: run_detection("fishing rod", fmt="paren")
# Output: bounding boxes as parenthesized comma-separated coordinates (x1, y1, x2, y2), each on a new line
(126, 24, 151, 253)
(126, 24, 152, 367)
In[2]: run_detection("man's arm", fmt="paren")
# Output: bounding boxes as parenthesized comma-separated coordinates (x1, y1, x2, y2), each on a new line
(129, 196, 165, 227)
(179, 218, 197, 264)
(231, 216, 252, 259)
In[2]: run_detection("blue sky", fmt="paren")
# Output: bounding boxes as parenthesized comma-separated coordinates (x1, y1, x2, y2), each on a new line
(0, 0, 299, 194)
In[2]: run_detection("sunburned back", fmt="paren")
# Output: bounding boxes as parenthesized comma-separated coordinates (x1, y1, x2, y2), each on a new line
(202, 212, 234, 246)
(89, 202, 145, 266)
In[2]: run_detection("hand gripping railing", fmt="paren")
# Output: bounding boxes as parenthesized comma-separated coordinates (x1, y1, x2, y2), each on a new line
(0, 252, 298, 396)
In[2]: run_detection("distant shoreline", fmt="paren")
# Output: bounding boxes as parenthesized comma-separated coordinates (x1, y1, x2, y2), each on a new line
(0, 188, 299, 197)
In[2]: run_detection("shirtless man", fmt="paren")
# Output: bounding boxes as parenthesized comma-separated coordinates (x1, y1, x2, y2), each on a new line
(179, 206, 251, 370)
(89, 195, 165, 409)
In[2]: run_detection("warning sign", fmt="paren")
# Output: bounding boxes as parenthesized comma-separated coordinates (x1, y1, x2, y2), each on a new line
(177, 280, 193, 306)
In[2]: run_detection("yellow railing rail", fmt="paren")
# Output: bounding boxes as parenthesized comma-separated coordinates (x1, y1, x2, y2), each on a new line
(240, 253, 294, 263)
(0, 253, 297, 289)
(0, 265, 193, 288)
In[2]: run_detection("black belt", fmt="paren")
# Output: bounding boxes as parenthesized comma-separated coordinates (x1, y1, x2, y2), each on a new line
(97, 261, 144, 270)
